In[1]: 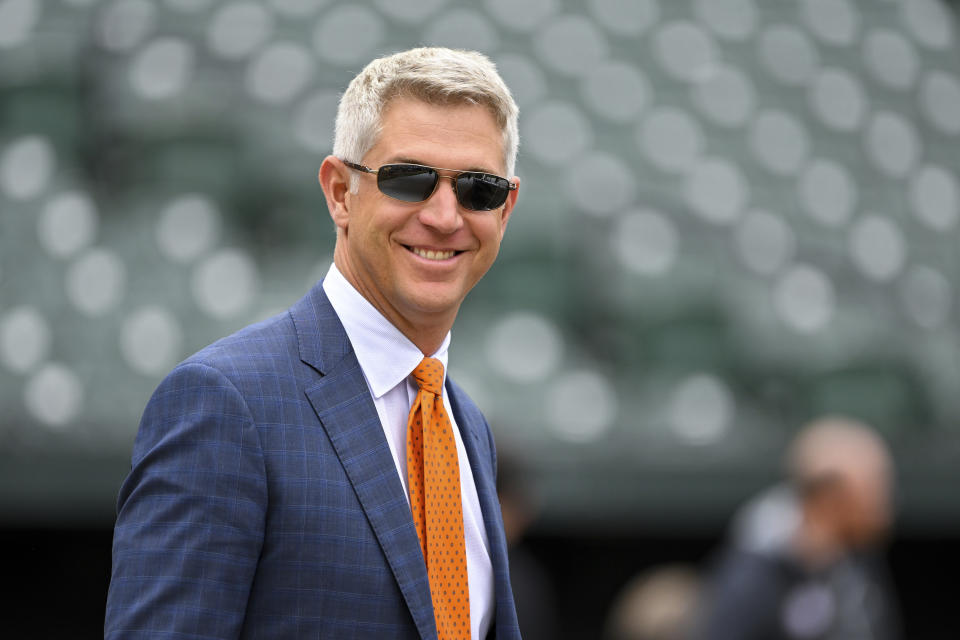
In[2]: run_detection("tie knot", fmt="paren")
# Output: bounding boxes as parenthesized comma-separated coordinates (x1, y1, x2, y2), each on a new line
(411, 357, 444, 395)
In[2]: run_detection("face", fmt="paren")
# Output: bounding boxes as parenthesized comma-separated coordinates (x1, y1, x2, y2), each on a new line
(323, 97, 518, 345)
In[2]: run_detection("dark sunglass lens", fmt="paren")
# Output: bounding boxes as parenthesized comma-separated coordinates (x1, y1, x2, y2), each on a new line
(377, 165, 438, 202)
(456, 173, 510, 210)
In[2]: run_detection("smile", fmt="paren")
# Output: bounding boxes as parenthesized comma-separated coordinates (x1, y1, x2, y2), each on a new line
(406, 246, 460, 261)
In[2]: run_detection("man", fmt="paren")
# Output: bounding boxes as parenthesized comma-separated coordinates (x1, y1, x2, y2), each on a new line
(106, 47, 522, 639)
(695, 416, 901, 640)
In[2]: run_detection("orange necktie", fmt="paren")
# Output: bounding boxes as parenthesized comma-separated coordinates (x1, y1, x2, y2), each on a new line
(406, 357, 471, 640)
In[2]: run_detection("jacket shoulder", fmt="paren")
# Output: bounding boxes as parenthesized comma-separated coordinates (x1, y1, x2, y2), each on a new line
(184, 309, 298, 374)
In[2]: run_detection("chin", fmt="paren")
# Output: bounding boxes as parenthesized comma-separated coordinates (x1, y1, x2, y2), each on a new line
(409, 297, 462, 318)
(406, 280, 472, 309)
(402, 289, 464, 317)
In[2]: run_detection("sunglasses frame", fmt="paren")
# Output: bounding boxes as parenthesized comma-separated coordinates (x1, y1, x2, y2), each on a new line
(341, 159, 517, 211)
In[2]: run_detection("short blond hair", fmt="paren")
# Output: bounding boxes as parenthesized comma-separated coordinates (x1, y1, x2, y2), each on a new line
(333, 47, 520, 179)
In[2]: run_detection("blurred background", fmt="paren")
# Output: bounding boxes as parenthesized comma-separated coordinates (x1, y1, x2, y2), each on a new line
(1, 0, 958, 637)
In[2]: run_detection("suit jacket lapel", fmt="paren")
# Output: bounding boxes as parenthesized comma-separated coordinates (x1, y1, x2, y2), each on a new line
(447, 387, 496, 537)
(293, 284, 436, 640)
(448, 382, 520, 638)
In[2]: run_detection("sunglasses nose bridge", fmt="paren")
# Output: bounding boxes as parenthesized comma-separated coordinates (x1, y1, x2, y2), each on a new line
(434, 173, 461, 198)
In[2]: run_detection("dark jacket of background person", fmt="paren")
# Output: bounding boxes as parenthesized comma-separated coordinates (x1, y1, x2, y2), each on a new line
(497, 451, 560, 640)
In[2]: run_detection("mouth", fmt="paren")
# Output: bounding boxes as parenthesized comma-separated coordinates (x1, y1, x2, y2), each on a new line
(405, 246, 461, 261)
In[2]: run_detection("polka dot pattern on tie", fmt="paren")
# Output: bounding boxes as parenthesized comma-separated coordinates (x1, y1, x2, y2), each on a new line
(406, 357, 471, 640)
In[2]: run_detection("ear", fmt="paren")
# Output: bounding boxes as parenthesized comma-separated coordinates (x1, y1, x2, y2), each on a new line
(318, 156, 352, 230)
(498, 176, 520, 235)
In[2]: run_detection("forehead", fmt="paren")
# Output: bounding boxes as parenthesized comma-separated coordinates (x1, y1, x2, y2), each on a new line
(370, 97, 506, 173)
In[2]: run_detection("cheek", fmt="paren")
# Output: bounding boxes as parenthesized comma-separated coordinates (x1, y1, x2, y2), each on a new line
(476, 216, 505, 246)
(867, 493, 891, 528)
(351, 208, 395, 242)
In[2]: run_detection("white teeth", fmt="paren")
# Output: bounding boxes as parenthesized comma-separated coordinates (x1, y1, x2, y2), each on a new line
(411, 247, 455, 261)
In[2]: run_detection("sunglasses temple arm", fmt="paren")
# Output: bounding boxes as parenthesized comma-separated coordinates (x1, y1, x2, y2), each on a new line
(341, 159, 377, 174)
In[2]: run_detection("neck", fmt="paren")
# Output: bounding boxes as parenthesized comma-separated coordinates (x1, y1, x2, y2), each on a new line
(333, 251, 455, 356)
(392, 315, 451, 357)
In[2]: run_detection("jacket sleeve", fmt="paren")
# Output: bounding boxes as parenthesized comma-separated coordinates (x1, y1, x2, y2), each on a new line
(105, 361, 267, 639)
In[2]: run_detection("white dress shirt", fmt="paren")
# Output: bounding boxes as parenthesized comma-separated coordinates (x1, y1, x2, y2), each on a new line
(323, 263, 494, 640)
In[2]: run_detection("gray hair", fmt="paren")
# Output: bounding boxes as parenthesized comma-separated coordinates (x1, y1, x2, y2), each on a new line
(332, 47, 520, 184)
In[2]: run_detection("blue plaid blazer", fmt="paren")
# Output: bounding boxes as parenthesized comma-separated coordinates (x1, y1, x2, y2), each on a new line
(105, 281, 521, 639)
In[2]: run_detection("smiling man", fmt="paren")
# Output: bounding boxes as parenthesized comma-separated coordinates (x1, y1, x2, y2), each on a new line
(106, 48, 522, 640)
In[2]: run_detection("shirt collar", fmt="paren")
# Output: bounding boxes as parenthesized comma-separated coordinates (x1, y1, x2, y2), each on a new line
(322, 263, 450, 399)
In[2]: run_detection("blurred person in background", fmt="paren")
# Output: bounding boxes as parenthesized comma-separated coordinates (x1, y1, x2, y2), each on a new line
(497, 449, 559, 640)
(695, 416, 901, 640)
(605, 564, 701, 640)
(106, 47, 522, 639)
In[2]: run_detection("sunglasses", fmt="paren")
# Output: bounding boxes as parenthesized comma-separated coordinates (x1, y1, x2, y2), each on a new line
(342, 160, 517, 211)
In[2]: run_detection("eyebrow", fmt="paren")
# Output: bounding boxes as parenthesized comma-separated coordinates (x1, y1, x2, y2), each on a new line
(388, 156, 502, 176)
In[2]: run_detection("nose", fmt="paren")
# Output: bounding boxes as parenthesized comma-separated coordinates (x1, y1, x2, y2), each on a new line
(417, 175, 463, 234)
